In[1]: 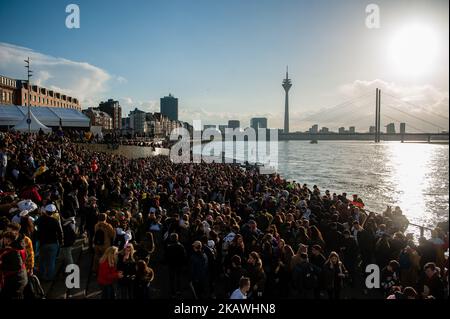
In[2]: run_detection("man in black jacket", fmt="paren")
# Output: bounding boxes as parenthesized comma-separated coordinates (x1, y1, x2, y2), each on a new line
(422, 262, 445, 299)
(340, 230, 359, 286)
(36, 204, 63, 281)
(189, 240, 209, 299)
(310, 245, 326, 298)
(353, 221, 375, 271)
(165, 233, 187, 298)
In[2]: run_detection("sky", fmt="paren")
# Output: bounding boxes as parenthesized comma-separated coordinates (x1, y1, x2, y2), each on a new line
(0, 0, 448, 132)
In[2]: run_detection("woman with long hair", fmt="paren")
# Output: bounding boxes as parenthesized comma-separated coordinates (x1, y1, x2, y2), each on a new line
(309, 225, 325, 249)
(134, 260, 155, 299)
(298, 226, 311, 247)
(276, 244, 295, 298)
(97, 246, 123, 299)
(225, 234, 245, 269)
(136, 232, 155, 264)
(117, 243, 137, 299)
(246, 251, 266, 299)
(323, 251, 347, 300)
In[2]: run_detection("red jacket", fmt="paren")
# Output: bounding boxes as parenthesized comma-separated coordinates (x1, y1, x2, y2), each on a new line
(97, 260, 120, 286)
(20, 186, 42, 204)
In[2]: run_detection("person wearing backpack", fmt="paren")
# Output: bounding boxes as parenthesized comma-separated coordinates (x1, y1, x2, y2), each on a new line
(0, 231, 28, 299)
(93, 213, 115, 273)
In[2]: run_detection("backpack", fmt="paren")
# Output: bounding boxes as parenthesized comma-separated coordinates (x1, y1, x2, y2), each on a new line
(24, 274, 46, 299)
(94, 228, 105, 246)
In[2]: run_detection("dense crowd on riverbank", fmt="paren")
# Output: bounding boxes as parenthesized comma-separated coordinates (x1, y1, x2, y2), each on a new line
(0, 131, 448, 300)
(63, 129, 170, 149)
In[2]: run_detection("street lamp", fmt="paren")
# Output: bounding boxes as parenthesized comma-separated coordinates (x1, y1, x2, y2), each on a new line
(24, 57, 33, 133)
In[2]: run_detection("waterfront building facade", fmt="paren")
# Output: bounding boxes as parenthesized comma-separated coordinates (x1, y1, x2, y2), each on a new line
(99, 99, 122, 130)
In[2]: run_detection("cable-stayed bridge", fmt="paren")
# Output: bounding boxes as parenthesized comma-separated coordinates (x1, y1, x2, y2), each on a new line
(280, 88, 449, 142)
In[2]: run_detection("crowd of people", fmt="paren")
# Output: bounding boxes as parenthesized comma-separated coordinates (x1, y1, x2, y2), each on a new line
(0, 131, 448, 300)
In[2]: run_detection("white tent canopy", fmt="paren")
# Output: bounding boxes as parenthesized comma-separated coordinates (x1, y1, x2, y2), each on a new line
(0, 105, 90, 128)
(12, 109, 52, 133)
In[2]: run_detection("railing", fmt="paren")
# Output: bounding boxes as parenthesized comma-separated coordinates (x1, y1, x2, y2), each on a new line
(364, 208, 434, 238)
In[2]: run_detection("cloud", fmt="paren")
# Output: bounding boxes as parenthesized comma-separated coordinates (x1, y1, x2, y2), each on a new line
(119, 97, 159, 115)
(0, 42, 124, 107)
(115, 76, 127, 84)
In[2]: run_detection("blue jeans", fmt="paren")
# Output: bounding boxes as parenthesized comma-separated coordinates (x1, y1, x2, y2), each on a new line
(40, 243, 59, 280)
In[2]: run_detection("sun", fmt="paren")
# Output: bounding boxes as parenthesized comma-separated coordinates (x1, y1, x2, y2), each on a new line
(388, 23, 439, 77)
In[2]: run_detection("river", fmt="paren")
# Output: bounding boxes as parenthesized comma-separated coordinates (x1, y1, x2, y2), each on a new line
(197, 140, 449, 236)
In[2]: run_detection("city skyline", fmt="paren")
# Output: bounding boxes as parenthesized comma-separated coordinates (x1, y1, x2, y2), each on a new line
(0, 0, 449, 132)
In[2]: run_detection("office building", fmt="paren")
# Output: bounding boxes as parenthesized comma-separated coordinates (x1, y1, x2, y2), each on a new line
(400, 123, 406, 134)
(203, 124, 217, 130)
(250, 117, 268, 130)
(309, 124, 319, 134)
(228, 120, 240, 129)
(349, 126, 355, 133)
(386, 123, 396, 134)
(160, 94, 178, 121)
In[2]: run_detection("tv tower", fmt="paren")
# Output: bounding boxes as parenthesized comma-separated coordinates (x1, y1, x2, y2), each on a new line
(282, 66, 292, 133)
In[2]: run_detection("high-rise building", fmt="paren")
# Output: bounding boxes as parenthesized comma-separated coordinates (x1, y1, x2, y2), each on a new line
(204, 124, 217, 130)
(320, 127, 329, 133)
(386, 123, 396, 134)
(338, 127, 346, 134)
(309, 124, 319, 134)
(349, 126, 355, 133)
(98, 99, 122, 130)
(160, 94, 178, 121)
(400, 123, 406, 134)
(282, 67, 292, 133)
(218, 125, 228, 134)
(250, 117, 268, 130)
(129, 107, 147, 134)
(369, 126, 376, 133)
(228, 120, 240, 129)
